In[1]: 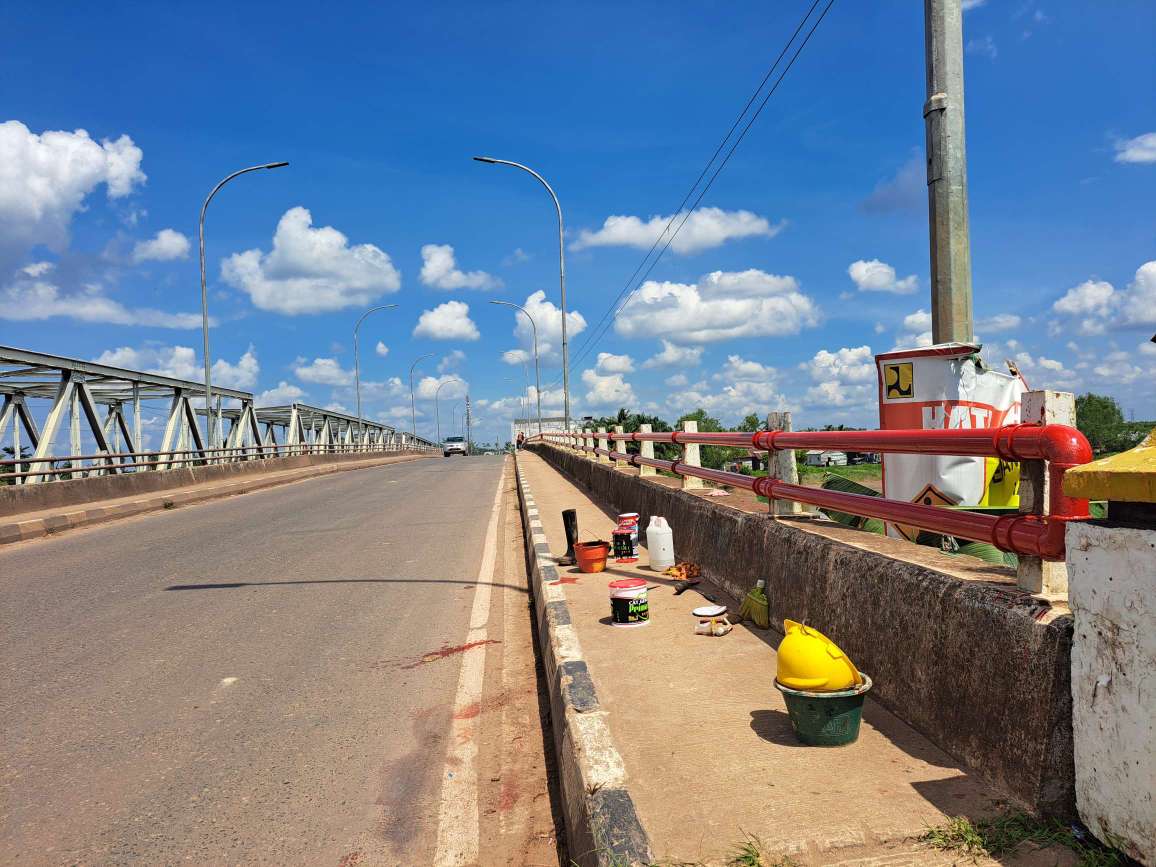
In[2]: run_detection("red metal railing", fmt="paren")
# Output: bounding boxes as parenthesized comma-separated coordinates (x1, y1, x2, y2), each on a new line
(528, 424, 1093, 561)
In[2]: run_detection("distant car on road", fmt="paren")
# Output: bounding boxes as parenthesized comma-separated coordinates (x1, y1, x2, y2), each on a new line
(443, 436, 468, 457)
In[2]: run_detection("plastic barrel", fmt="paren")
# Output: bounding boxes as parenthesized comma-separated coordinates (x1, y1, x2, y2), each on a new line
(773, 675, 872, 747)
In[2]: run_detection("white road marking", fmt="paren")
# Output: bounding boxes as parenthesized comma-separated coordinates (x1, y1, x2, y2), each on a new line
(432, 461, 506, 866)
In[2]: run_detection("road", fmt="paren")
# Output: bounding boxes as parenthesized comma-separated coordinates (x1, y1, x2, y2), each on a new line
(0, 456, 563, 865)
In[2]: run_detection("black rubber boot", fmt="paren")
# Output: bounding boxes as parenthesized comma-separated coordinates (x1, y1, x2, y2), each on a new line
(559, 509, 578, 566)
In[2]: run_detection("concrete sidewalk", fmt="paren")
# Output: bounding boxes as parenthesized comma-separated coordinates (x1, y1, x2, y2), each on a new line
(0, 452, 433, 545)
(517, 450, 1072, 866)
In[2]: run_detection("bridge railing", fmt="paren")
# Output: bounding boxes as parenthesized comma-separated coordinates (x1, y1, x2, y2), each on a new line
(528, 423, 1093, 563)
(0, 438, 439, 484)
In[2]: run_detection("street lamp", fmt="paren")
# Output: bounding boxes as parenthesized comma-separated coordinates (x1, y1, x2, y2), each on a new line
(489, 299, 542, 435)
(199, 161, 288, 449)
(353, 304, 398, 445)
(473, 156, 570, 430)
(434, 378, 462, 444)
(409, 353, 434, 438)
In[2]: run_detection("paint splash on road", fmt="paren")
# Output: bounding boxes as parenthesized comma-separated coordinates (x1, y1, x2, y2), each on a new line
(548, 576, 580, 585)
(401, 639, 500, 670)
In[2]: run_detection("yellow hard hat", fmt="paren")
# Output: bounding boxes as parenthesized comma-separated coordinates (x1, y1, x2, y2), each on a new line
(776, 619, 863, 692)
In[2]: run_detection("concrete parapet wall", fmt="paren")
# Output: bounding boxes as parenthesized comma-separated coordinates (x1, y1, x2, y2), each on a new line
(0, 451, 430, 518)
(528, 442, 1076, 818)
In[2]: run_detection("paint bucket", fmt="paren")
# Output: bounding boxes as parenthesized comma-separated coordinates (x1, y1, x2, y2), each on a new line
(774, 675, 873, 747)
(614, 513, 640, 562)
(608, 577, 649, 627)
(574, 540, 610, 573)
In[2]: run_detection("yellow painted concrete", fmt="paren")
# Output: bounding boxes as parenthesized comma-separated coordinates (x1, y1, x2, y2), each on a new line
(1065, 428, 1156, 503)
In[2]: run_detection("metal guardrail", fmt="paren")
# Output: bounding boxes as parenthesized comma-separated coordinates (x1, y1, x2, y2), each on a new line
(529, 423, 1093, 561)
(0, 439, 438, 484)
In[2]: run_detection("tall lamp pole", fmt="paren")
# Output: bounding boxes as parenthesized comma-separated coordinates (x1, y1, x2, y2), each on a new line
(489, 299, 542, 435)
(353, 304, 398, 445)
(409, 353, 434, 439)
(434, 378, 462, 444)
(473, 156, 570, 430)
(199, 161, 288, 448)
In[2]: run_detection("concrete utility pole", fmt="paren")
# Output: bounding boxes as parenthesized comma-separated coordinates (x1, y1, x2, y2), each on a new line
(924, 0, 974, 344)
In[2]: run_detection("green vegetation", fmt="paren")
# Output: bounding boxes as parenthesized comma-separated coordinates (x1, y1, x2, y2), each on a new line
(921, 813, 1126, 866)
(1076, 392, 1154, 454)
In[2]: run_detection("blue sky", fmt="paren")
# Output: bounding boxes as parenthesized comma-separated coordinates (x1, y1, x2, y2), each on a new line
(1, 0, 1153, 445)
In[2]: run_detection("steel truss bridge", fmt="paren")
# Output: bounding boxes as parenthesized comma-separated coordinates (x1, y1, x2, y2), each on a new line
(0, 346, 436, 484)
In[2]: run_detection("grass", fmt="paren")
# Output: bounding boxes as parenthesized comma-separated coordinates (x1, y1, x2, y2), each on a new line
(921, 813, 1128, 866)
(796, 463, 882, 483)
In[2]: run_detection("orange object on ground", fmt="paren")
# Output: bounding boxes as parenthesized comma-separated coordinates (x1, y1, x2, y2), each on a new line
(574, 540, 610, 573)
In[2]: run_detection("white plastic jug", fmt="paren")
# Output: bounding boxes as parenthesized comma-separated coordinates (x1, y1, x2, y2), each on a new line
(646, 516, 675, 571)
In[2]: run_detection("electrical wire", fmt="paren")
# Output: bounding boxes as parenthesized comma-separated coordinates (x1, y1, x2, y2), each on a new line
(550, 0, 838, 387)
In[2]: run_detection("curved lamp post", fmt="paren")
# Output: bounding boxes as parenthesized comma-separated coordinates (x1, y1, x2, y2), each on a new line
(199, 161, 288, 448)
(473, 156, 569, 430)
(353, 304, 398, 445)
(409, 353, 434, 439)
(434, 378, 462, 444)
(489, 299, 542, 435)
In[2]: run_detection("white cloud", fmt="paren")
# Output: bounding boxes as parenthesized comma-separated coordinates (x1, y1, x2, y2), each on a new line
(1092, 351, 1145, 384)
(1053, 279, 1115, 317)
(1, 279, 202, 328)
(800, 345, 876, 408)
(502, 290, 587, 364)
(221, 207, 400, 314)
(966, 35, 998, 59)
(502, 348, 531, 365)
(132, 228, 190, 263)
(414, 300, 480, 341)
(666, 380, 784, 422)
(211, 346, 260, 389)
(976, 313, 1021, 333)
(665, 373, 689, 387)
(715, 354, 776, 382)
(1138, 341, 1156, 356)
(375, 341, 389, 357)
(892, 309, 933, 350)
(614, 269, 820, 344)
(571, 207, 784, 255)
(581, 368, 636, 408)
(438, 349, 466, 372)
(860, 152, 923, 213)
(1114, 132, 1156, 165)
(642, 339, 703, 369)
(415, 374, 468, 400)
(848, 259, 918, 294)
(1119, 261, 1156, 326)
(0, 120, 146, 270)
(419, 243, 501, 290)
(596, 352, 634, 374)
(94, 344, 257, 389)
(257, 381, 306, 405)
(294, 357, 353, 386)
(962, 0, 987, 9)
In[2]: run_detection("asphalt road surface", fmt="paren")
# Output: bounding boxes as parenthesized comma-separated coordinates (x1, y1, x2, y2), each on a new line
(0, 455, 562, 865)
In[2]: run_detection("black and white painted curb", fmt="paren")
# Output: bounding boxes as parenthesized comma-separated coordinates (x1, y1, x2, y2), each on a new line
(514, 456, 652, 867)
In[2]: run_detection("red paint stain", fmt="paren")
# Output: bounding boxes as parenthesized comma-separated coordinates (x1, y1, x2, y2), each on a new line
(454, 701, 481, 720)
(401, 639, 500, 669)
(549, 576, 580, 585)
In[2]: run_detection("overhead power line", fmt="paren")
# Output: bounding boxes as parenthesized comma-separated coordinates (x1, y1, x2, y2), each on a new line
(553, 0, 838, 388)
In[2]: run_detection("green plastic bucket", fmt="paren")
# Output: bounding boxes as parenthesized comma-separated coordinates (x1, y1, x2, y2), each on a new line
(774, 674, 872, 747)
